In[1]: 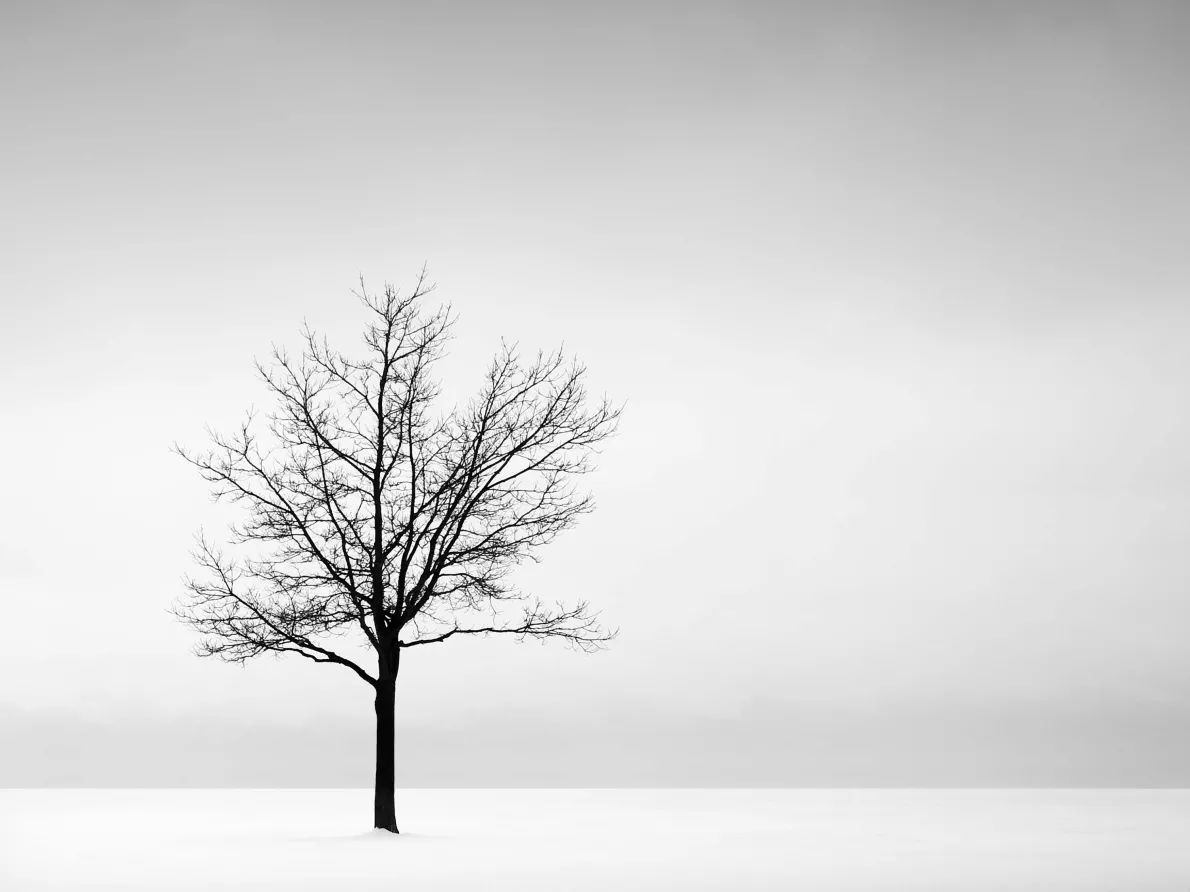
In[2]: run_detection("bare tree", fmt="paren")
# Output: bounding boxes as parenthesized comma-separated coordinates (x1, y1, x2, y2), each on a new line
(173, 273, 620, 832)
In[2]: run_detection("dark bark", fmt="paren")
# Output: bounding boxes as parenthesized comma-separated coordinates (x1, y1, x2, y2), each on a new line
(373, 674, 398, 833)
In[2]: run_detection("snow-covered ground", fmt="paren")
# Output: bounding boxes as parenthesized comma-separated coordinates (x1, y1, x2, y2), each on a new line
(1, 788, 1188, 890)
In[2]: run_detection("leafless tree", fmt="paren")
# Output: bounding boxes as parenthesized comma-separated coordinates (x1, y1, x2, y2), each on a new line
(173, 272, 620, 832)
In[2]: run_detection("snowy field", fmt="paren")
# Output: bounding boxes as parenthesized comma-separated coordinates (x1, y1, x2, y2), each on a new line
(1, 789, 1188, 890)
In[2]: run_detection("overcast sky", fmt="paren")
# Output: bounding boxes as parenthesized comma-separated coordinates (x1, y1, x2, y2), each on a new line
(3, 1, 1190, 786)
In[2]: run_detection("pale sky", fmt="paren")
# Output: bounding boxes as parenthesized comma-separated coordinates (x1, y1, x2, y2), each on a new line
(2, 1, 1190, 786)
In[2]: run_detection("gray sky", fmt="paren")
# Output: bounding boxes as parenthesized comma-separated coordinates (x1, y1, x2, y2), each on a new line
(3, 1, 1190, 786)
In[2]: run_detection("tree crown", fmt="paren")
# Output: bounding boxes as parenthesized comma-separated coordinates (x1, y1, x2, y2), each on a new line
(175, 274, 620, 685)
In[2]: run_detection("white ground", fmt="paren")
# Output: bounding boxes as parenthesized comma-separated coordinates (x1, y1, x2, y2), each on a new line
(1, 789, 1188, 890)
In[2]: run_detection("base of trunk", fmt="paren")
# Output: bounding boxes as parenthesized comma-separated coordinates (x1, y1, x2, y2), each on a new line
(374, 675, 399, 834)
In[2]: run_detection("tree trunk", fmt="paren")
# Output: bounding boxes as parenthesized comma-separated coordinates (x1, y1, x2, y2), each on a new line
(373, 674, 398, 833)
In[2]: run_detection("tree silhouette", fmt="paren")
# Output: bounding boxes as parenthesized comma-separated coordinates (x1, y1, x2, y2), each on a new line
(174, 273, 619, 832)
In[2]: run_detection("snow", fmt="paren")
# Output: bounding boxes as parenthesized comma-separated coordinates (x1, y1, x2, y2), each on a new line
(1, 789, 1188, 890)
